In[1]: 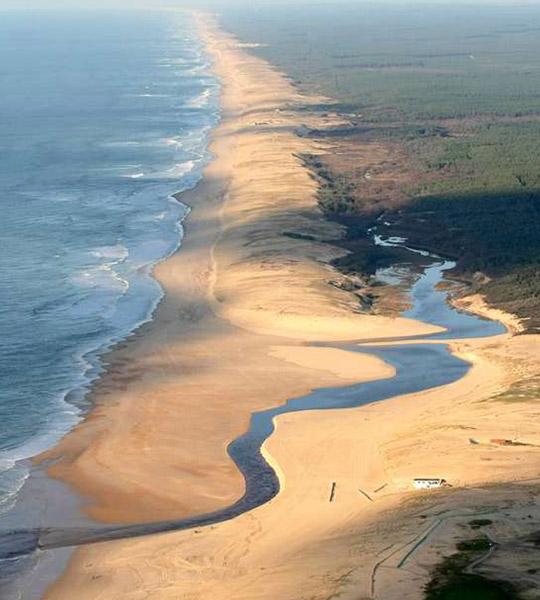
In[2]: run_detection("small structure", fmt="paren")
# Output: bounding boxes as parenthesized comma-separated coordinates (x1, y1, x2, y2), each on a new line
(413, 478, 448, 490)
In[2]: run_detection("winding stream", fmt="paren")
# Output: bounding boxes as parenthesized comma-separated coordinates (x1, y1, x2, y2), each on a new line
(0, 236, 506, 571)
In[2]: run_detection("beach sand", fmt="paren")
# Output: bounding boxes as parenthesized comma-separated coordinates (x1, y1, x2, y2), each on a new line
(38, 13, 433, 526)
(43, 318, 540, 600)
(41, 11, 540, 600)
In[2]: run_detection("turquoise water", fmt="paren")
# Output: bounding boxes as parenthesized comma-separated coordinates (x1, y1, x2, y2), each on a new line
(0, 9, 218, 515)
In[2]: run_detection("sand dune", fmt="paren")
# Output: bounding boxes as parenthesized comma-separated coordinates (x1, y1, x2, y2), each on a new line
(42, 12, 540, 600)
(39, 11, 433, 526)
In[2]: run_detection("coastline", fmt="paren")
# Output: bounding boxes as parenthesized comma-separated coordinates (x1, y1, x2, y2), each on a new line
(36, 10, 540, 600)
(0, 10, 216, 536)
(37, 12, 428, 526)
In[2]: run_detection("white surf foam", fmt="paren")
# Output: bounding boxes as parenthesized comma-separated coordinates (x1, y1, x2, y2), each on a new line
(73, 244, 130, 294)
(138, 160, 196, 181)
(135, 93, 171, 98)
(0, 15, 221, 524)
(90, 244, 129, 261)
(186, 88, 212, 109)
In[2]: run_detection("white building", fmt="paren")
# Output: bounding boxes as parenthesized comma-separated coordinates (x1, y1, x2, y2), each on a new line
(413, 478, 448, 490)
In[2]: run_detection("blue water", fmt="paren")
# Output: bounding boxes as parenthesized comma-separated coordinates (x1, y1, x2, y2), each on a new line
(0, 10, 219, 514)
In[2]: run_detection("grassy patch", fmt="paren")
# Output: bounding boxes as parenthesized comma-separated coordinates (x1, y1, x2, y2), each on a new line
(491, 375, 540, 403)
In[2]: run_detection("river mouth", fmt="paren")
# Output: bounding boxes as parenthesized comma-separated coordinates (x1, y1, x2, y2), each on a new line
(0, 234, 507, 593)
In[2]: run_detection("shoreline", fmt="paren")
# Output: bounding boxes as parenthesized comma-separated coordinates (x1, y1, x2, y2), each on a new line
(36, 11, 436, 528)
(30, 10, 540, 600)
(1, 15, 219, 517)
(34, 11, 430, 522)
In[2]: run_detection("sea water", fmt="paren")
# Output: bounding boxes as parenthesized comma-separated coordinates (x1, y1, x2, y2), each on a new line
(0, 9, 218, 517)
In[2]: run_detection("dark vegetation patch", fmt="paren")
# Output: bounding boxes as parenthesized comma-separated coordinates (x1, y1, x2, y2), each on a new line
(329, 221, 407, 276)
(469, 519, 494, 530)
(302, 153, 358, 214)
(282, 231, 317, 242)
(384, 190, 540, 332)
(456, 538, 493, 552)
(299, 154, 427, 316)
(387, 191, 540, 274)
(334, 61, 425, 70)
(303, 123, 450, 142)
(426, 574, 518, 600)
(301, 154, 417, 275)
(425, 537, 520, 600)
(307, 126, 540, 330)
(222, 4, 540, 331)
(523, 530, 540, 546)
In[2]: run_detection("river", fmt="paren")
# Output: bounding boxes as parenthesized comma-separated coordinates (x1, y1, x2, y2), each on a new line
(0, 233, 506, 597)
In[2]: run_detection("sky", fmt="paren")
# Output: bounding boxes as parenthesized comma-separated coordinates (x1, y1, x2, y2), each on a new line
(3, 0, 540, 7)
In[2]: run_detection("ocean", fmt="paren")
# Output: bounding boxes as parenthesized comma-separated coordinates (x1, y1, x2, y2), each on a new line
(0, 9, 218, 519)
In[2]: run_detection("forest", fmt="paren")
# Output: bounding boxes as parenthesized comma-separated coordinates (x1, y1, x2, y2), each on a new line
(222, 4, 540, 331)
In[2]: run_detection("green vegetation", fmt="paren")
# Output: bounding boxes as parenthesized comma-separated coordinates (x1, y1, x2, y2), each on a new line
(425, 537, 518, 600)
(469, 519, 494, 530)
(386, 189, 540, 330)
(408, 122, 540, 196)
(427, 575, 517, 600)
(301, 153, 416, 275)
(221, 4, 540, 121)
(222, 4, 540, 330)
(303, 154, 357, 214)
(456, 538, 493, 552)
(382, 190, 540, 271)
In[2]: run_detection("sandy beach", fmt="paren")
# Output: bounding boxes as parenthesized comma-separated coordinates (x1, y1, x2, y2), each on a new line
(38, 11, 434, 526)
(40, 11, 540, 600)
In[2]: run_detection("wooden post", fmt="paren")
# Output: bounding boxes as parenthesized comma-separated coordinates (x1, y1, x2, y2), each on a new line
(329, 482, 337, 502)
